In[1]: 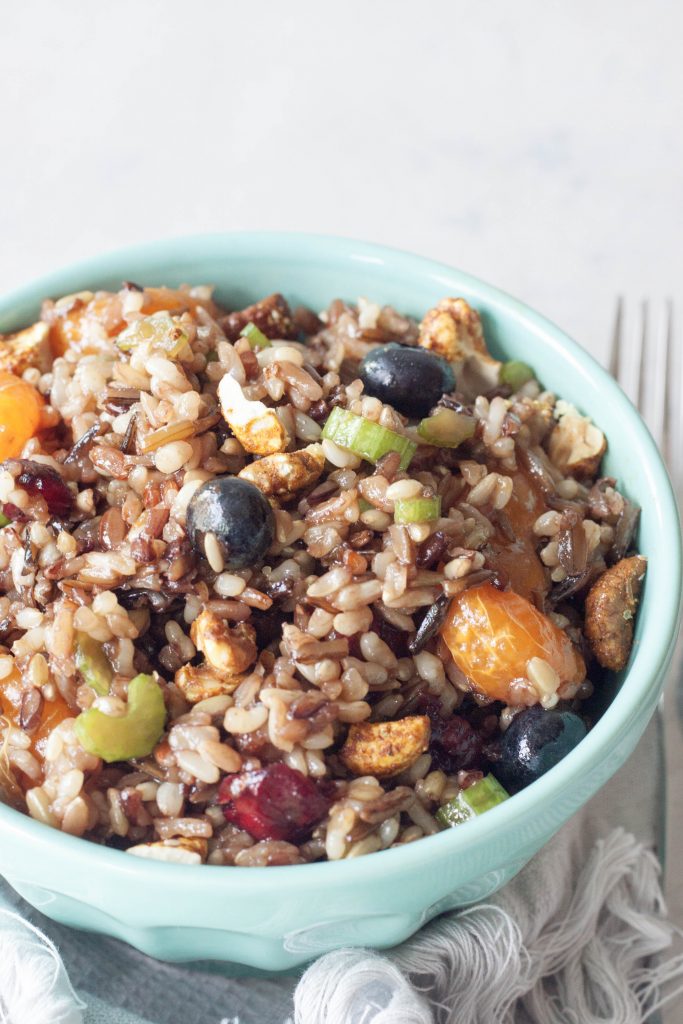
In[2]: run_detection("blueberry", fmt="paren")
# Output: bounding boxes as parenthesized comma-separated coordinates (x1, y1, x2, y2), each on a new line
(359, 343, 455, 419)
(496, 706, 587, 792)
(186, 477, 274, 570)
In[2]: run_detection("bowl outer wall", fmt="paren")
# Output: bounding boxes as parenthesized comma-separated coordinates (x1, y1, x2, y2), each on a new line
(0, 233, 680, 964)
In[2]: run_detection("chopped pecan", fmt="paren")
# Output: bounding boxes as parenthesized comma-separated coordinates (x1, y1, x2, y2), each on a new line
(220, 293, 296, 342)
(418, 297, 500, 393)
(0, 321, 51, 376)
(418, 297, 490, 360)
(174, 663, 245, 703)
(340, 715, 431, 778)
(547, 400, 606, 479)
(218, 374, 288, 455)
(190, 609, 257, 674)
(238, 443, 324, 497)
(584, 555, 647, 670)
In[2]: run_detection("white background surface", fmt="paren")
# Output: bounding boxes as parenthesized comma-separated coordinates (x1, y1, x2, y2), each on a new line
(3, 2, 683, 1019)
(3, 0, 682, 362)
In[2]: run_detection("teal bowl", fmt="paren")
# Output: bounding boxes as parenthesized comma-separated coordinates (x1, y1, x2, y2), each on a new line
(0, 233, 680, 968)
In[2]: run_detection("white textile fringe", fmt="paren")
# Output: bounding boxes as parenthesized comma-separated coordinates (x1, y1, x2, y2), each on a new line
(0, 910, 84, 1024)
(293, 829, 683, 1024)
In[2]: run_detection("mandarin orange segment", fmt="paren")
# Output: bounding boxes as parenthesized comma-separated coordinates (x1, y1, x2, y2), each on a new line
(46, 286, 212, 357)
(0, 666, 73, 767)
(441, 582, 585, 703)
(46, 293, 125, 356)
(141, 286, 210, 316)
(486, 470, 547, 602)
(0, 372, 44, 460)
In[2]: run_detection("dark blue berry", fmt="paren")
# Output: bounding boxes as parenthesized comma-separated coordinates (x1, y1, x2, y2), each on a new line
(496, 706, 587, 792)
(359, 344, 455, 419)
(187, 477, 274, 570)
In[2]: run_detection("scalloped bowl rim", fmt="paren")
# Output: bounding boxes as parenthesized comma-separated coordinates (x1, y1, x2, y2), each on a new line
(0, 231, 679, 893)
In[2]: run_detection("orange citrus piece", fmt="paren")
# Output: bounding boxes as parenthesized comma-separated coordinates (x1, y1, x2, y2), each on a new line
(0, 372, 44, 460)
(141, 286, 213, 317)
(486, 469, 547, 602)
(0, 666, 73, 769)
(441, 582, 585, 703)
(47, 293, 125, 356)
(46, 286, 215, 357)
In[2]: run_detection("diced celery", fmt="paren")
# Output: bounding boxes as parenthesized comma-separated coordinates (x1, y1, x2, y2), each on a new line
(500, 360, 535, 390)
(321, 407, 416, 471)
(240, 321, 271, 350)
(116, 313, 189, 358)
(74, 673, 166, 763)
(75, 633, 113, 697)
(0, 511, 9, 528)
(394, 496, 441, 524)
(358, 498, 373, 513)
(436, 774, 509, 828)
(417, 408, 476, 448)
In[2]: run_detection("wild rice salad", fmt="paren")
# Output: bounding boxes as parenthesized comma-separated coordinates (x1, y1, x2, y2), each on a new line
(0, 285, 645, 866)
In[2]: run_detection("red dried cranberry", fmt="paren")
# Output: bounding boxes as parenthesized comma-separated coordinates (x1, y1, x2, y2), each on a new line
(1, 502, 28, 523)
(429, 714, 483, 773)
(217, 764, 331, 842)
(15, 461, 73, 518)
(371, 612, 410, 659)
(328, 628, 362, 659)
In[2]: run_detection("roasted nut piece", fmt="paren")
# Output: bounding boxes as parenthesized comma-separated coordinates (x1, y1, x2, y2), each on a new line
(220, 293, 296, 342)
(126, 837, 208, 864)
(218, 373, 288, 455)
(340, 715, 431, 779)
(547, 400, 606, 479)
(238, 443, 324, 497)
(585, 555, 647, 671)
(419, 297, 500, 393)
(419, 298, 491, 363)
(0, 321, 51, 376)
(191, 609, 257, 675)
(175, 663, 245, 703)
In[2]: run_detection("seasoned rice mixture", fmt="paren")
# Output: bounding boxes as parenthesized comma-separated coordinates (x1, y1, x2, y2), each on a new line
(0, 284, 645, 865)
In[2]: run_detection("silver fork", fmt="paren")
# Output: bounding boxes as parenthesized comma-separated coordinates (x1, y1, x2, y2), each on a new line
(609, 300, 683, 1024)
(609, 299, 682, 491)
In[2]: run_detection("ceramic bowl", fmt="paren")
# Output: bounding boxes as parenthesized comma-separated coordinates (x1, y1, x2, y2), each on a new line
(0, 233, 680, 968)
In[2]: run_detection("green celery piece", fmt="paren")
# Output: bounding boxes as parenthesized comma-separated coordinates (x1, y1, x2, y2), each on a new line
(436, 774, 510, 828)
(394, 496, 441, 524)
(417, 408, 476, 448)
(240, 321, 271, 350)
(0, 511, 10, 528)
(75, 632, 113, 697)
(321, 407, 416, 471)
(74, 673, 166, 763)
(500, 360, 535, 390)
(358, 498, 373, 513)
(116, 313, 188, 357)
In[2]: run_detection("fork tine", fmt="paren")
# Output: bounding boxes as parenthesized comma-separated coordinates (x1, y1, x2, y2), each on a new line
(619, 300, 643, 407)
(664, 302, 682, 490)
(609, 297, 623, 379)
(640, 301, 669, 449)
(637, 299, 648, 418)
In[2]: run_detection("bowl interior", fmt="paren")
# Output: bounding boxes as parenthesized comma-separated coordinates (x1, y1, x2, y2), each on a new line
(0, 232, 680, 887)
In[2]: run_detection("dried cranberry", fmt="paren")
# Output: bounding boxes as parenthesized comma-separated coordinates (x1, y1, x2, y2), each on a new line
(328, 628, 362, 659)
(217, 764, 331, 842)
(1, 502, 28, 523)
(371, 611, 410, 659)
(429, 714, 483, 773)
(14, 461, 73, 518)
